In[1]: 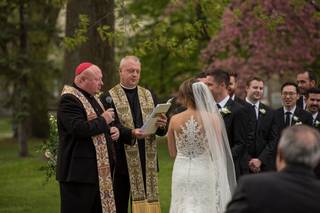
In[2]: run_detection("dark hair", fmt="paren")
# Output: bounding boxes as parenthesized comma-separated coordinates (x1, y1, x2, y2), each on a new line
(246, 76, 264, 87)
(177, 78, 198, 109)
(195, 72, 207, 79)
(298, 69, 317, 83)
(206, 69, 230, 86)
(229, 72, 238, 78)
(281, 82, 299, 93)
(306, 87, 320, 97)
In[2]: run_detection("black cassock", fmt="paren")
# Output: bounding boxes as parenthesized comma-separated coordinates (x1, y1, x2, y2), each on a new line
(100, 86, 166, 213)
(56, 84, 115, 213)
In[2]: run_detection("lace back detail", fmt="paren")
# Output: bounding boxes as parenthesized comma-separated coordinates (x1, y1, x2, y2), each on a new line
(174, 116, 208, 158)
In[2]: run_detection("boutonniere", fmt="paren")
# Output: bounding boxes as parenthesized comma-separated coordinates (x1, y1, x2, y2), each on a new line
(259, 108, 266, 114)
(293, 116, 299, 121)
(293, 116, 302, 125)
(219, 107, 231, 115)
(315, 120, 320, 127)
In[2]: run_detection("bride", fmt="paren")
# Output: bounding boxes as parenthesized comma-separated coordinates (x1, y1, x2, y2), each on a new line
(167, 78, 236, 213)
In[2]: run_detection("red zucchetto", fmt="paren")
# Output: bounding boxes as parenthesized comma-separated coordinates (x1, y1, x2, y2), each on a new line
(75, 62, 93, 75)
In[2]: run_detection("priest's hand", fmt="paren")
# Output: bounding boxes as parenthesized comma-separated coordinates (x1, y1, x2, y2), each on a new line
(110, 127, 119, 141)
(155, 113, 167, 129)
(132, 128, 149, 139)
(102, 108, 114, 124)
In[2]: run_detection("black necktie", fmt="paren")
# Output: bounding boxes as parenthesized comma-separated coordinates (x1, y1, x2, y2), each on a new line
(217, 104, 221, 109)
(252, 104, 257, 120)
(285, 112, 292, 127)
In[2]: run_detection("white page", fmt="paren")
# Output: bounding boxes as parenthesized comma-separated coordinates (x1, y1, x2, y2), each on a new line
(141, 103, 171, 134)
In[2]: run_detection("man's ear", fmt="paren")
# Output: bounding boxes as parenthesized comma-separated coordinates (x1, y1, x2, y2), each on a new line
(311, 80, 316, 88)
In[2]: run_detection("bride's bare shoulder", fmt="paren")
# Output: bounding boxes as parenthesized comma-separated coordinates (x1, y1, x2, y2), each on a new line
(170, 110, 199, 125)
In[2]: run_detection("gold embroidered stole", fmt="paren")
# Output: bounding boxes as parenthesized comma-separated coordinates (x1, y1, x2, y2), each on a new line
(109, 84, 160, 213)
(61, 85, 116, 213)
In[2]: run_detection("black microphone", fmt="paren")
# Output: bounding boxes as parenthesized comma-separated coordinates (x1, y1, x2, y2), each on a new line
(105, 96, 113, 106)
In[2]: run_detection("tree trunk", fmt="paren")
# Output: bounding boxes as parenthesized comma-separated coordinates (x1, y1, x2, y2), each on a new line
(17, 0, 29, 157)
(18, 117, 29, 157)
(30, 81, 49, 138)
(28, 3, 60, 139)
(64, 0, 115, 90)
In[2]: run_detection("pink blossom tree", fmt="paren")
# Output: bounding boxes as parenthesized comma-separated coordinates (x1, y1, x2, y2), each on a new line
(202, 0, 320, 86)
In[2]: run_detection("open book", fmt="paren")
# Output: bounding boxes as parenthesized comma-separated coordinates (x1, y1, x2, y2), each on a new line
(141, 103, 171, 134)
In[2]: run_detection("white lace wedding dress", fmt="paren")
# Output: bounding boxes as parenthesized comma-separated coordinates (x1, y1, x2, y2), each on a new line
(169, 116, 230, 213)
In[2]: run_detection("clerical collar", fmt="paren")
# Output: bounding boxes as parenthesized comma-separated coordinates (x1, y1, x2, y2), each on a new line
(283, 105, 296, 114)
(218, 95, 230, 108)
(120, 83, 137, 90)
(245, 97, 260, 108)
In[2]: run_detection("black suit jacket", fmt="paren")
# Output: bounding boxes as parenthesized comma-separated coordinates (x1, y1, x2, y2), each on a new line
(56, 85, 112, 183)
(312, 113, 320, 178)
(221, 98, 249, 177)
(243, 102, 278, 171)
(297, 96, 305, 109)
(234, 96, 246, 106)
(274, 107, 313, 136)
(312, 112, 320, 131)
(226, 165, 320, 213)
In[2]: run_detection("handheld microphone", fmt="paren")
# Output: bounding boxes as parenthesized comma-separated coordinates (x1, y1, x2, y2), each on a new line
(105, 96, 113, 106)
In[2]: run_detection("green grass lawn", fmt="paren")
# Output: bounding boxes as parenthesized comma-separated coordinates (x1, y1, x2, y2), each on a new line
(0, 136, 173, 213)
(0, 117, 13, 138)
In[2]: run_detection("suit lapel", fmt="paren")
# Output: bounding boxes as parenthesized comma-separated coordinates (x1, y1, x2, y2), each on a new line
(257, 103, 266, 130)
(313, 113, 320, 128)
(278, 108, 285, 130)
(292, 108, 302, 125)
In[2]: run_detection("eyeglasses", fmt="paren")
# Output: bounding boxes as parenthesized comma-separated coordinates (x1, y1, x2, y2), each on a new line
(281, 92, 297, 97)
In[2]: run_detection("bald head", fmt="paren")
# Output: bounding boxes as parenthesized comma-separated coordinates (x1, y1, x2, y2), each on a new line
(277, 125, 320, 171)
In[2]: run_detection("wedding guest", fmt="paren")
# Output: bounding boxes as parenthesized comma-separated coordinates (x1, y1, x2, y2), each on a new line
(296, 70, 317, 109)
(243, 77, 278, 173)
(100, 55, 167, 213)
(226, 125, 320, 213)
(201, 69, 250, 178)
(56, 62, 118, 213)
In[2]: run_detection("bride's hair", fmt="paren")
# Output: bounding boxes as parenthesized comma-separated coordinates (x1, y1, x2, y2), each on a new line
(177, 78, 198, 108)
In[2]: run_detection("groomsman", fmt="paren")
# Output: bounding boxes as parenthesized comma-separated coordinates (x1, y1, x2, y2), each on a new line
(202, 69, 250, 177)
(296, 70, 316, 109)
(306, 88, 320, 178)
(244, 77, 278, 172)
(228, 72, 245, 105)
(273, 82, 313, 169)
(275, 82, 313, 131)
(306, 88, 320, 131)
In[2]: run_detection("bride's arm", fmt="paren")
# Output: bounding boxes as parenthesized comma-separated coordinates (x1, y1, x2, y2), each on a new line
(167, 117, 177, 159)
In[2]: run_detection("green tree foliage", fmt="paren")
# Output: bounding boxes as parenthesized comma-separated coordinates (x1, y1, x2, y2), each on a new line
(112, 0, 230, 99)
(0, 0, 63, 156)
(63, 0, 115, 89)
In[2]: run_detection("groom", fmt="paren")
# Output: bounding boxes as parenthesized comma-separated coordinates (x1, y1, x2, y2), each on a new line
(201, 69, 250, 177)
